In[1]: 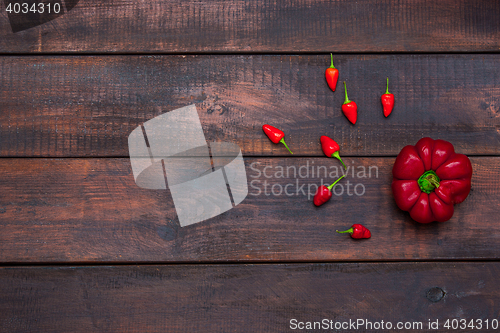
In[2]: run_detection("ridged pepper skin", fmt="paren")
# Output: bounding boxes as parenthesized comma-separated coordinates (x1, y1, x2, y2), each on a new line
(392, 137, 472, 223)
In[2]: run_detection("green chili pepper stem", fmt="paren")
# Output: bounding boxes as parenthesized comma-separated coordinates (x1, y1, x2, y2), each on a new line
(327, 175, 345, 191)
(385, 77, 390, 94)
(336, 227, 353, 235)
(343, 81, 351, 104)
(329, 53, 335, 69)
(427, 176, 440, 188)
(331, 151, 346, 169)
(279, 138, 293, 155)
(418, 170, 441, 193)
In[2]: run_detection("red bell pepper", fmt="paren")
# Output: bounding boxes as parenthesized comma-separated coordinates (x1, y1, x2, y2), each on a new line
(392, 137, 473, 223)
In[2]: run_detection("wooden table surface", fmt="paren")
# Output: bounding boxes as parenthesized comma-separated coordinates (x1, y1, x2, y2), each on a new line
(1, 1, 499, 332)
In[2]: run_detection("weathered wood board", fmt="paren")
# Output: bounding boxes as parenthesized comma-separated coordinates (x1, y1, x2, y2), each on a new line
(0, 157, 497, 263)
(0, 55, 499, 157)
(1, 263, 499, 332)
(0, 0, 499, 53)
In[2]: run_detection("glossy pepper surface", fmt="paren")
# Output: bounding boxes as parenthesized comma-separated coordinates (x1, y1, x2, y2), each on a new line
(262, 124, 293, 154)
(325, 54, 339, 92)
(336, 224, 371, 239)
(392, 137, 473, 223)
(342, 81, 357, 124)
(313, 175, 345, 206)
(381, 77, 394, 117)
(320, 135, 346, 169)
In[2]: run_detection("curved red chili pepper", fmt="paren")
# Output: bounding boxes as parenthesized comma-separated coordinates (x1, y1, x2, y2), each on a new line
(320, 135, 346, 169)
(262, 124, 293, 154)
(392, 138, 472, 223)
(381, 77, 394, 117)
(313, 175, 345, 206)
(337, 224, 371, 239)
(342, 81, 357, 125)
(325, 54, 339, 92)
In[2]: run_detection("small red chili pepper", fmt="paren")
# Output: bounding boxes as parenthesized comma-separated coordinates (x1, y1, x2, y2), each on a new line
(262, 124, 293, 154)
(336, 224, 371, 239)
(342, 81, 357, 125)
(381, 77, 395, 117)
(320, 135, 346, 169)
(313, 175, 345, 206)
(325, 53, 339, 92)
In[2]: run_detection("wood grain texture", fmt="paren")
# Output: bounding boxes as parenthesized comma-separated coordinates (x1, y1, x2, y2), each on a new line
(0, 54, 499, 157)
(0, 157, 498, 263)
(1, 263, 499, 332)
(0, 0, 499, 53)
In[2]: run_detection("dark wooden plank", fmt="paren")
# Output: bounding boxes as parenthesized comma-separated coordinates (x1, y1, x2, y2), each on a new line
(0, 54, 499, 157)
(0, 156, 498, 263)
(0, 0, 499, 53)
(1, 263, 499, 332)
